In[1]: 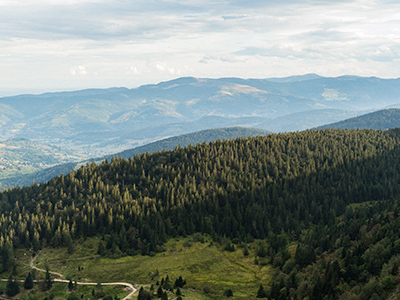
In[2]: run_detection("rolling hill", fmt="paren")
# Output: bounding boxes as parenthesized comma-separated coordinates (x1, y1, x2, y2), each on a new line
(1, 127, 270, 188)
(316, 108, 400, 130)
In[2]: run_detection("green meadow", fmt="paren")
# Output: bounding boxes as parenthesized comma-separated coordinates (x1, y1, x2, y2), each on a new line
(24, 235, 277, 299)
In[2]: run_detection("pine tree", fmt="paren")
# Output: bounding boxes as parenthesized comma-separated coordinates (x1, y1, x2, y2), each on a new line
(24, 272, 34, 290)
(98, 241, 105, 256)
(6, 275, 20, 297)
(157, 285, 163, 297)
(11, 264, 18, 276)
(68, 280, 74, 291)
(161, 291, 168, 300)
(256, 284, 267, 298)
(67, 238, 74, 254)
(224, 288, 233, 297)
(44, 268, 52, 291)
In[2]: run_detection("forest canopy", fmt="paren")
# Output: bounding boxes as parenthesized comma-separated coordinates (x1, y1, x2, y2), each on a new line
(1, 128, 400, 299)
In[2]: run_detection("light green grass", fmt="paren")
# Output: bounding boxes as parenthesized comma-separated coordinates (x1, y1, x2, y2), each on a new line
(10, 282, 128, 300)
(31, 236, 277, 299)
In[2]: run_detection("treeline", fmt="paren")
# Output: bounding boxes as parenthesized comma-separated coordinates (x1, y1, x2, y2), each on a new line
(1, 129, 400, 298)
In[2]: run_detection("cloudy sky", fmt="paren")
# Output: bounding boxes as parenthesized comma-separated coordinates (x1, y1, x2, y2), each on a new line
(1, 0, 400, 95)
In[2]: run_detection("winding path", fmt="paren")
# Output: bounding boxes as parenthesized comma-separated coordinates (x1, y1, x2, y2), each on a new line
(29, 252, 137, 300)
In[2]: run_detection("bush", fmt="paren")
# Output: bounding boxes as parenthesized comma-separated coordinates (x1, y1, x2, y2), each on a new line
(224, 288, 233, 297)
(203, 285, 212, 294)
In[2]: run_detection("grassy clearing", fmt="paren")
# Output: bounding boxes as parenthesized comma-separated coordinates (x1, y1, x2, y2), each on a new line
(29, 235, 277, 299)
(1, 282, 128, 300)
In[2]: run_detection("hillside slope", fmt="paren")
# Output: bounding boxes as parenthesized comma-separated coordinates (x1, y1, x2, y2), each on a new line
(2, 127, 269, 187)
(1, 129, 400, 298)
(317, 108, 400, 130)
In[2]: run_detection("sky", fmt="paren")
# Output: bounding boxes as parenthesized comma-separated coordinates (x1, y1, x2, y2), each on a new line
(1, 0, 400, 95)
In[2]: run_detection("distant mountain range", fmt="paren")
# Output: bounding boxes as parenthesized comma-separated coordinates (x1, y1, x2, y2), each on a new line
(2, 74, 400, 187)
(1, 75, 399, 155)
(1, 127, 270, 188)
(316, 108, 400, 130)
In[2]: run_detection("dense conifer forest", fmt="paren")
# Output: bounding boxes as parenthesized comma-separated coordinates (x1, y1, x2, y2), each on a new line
(1, 129, 400, 299)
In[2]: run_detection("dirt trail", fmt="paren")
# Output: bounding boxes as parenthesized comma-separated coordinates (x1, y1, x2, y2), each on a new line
(29, 252, 137, 300)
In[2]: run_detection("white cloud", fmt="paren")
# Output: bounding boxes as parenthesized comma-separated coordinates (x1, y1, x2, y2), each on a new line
(70, 66, 87, 76)
(1, 0, 400, 94)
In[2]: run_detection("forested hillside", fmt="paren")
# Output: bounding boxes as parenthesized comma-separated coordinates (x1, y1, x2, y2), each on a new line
(1, 129, 400, 299)
(2, 127, 269, 188)
(317, 108, 400, 130)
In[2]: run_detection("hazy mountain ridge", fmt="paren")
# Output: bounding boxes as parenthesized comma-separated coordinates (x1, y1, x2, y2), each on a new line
(2, 75, 400, 155)
(316, 108, 400, 130)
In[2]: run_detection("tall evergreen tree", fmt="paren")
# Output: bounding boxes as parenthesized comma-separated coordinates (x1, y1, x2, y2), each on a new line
(24, 272, 34, 290)
(68, 280, 74, 291)
(6, 275, 20, 297)
(256, 284, 267, 298)
(44, 268, 52, 291)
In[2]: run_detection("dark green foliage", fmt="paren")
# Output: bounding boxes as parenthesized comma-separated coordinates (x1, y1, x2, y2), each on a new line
(67, 237, 74, 254)
(256, 284, 267, 298)
(11, 264, 17, 276)
(256, 241, 267, 258)
(68, 280, 74, 291)
(318, 108, 400, 130)
(161, 291, 168, 300)
(4, 129, 400, 298)
(44, 268, 52, 291)
(103, 296, 113, 300)
(24, 272, 34, 290)
(67, 293, 80, 300)
(176, 287, 182, 296)
(243, 245, 249, 256)
(174, 276, 186, 288)
(224, 288, 233, 297)
(6, 275, 20, 297)
(97, 241, 105, 256)
(162, 276, 173, 291)
(294, 244, 316, 268)
(157, 285, 163, 298)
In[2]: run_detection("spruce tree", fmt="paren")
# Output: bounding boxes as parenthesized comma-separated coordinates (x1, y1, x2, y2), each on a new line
(24, 272, 34, 290)
(157, 285, 163, 298)
(98, 241, 105, 256)
(45, 268, 52, 291)
(68, 280, 74, 291)
(256, 284, 267, 298)
(161, 291, 168, 300)
(224, 288, 233, 297)
(6, 275, 20, 297)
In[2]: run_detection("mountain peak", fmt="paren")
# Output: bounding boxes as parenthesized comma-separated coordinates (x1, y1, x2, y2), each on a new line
(265, 73, 323, 83)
